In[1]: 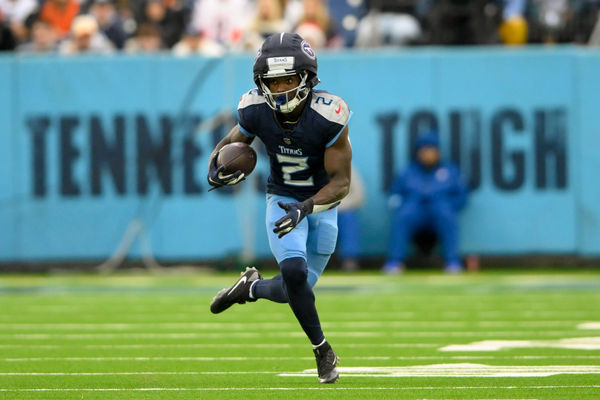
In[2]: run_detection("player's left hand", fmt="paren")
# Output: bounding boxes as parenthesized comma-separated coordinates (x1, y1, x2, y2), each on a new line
(273, 199, 314, 238)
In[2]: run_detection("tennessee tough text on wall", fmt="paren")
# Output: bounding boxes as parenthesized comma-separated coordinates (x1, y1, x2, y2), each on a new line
(377, 108, 568, 192)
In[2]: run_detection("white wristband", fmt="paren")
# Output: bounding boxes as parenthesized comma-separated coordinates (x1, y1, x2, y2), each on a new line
(312, 201, 340, 214)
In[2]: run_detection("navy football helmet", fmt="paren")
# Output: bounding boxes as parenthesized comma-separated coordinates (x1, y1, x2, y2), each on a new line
(253, 32, 320, 113)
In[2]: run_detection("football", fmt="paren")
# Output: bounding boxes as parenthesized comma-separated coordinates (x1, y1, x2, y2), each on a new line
(217, 142, 257, 176)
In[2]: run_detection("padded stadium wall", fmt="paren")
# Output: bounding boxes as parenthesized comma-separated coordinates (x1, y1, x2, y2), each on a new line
(0, 48, 599, 262)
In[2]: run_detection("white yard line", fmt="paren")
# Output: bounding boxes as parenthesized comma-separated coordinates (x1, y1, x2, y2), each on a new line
(578, 322, 600, 330)
(0, 371, 279, 376)
(0, 330, 587, 340)
(0, 343, 440, 349)
(0, 356, 423, 361)
(0, 320, 582, 330)
(2, 355, 600, 362)
(440, 337, 600, 351)
(1, 309, 595, 318)
(283, 364, 600, 378)
(0, 323, 298, 330)
(0, 385, 598, 392)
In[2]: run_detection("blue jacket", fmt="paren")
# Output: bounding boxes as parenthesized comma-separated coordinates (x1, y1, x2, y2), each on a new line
(390, 161, 468, 211)
(390, 131, 468, 211)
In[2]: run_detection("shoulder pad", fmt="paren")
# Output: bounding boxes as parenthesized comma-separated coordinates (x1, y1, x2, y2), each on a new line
(238, 89, 266, 110)
(310, 91, 350, 126)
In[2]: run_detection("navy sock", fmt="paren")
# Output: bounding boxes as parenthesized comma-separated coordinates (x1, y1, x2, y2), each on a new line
(279, 257, 325, 345)
(252, 275, 289, 303)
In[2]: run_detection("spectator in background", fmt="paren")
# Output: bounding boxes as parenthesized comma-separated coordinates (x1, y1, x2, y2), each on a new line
(189, 0, 252, 49)
(589, 3, 600, 45)
(525, 0, 600, 44)
(503, 0, 526, 19)
(528, 0, 571, 43)
(0, 12, 17, 50)
(90, 0, 127, 49)
(142, 0, 189, 48)
(336, 166, 365, 272)
(294, 0, 344, 48)
(499, 15, 528, 45)
(498, 0, 528, 45)
(383, 131, 468, 275)
(0, 0, 38, 43)
(355, 0, 421, 47)
(17, 17, 58, 51)
(576, 0, 600, 44)
(172, 27, 225, 56)
(59, 14, 115, 54)
(295, 16, 326, 48)
(243, 0, 288, 51)
(124, 21, 162, 51)
(283, 0, 302, 28)
(39, 0, 80, 38)
(108, 0, 138, 39)
(522, 0, 559, 43)
(418, 0, 501, 45)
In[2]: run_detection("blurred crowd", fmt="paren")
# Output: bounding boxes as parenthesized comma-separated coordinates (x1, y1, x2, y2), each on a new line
(2, 0, 600, 54)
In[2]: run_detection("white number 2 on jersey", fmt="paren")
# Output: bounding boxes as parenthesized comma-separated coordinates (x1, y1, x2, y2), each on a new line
(276, 154, 314, 187)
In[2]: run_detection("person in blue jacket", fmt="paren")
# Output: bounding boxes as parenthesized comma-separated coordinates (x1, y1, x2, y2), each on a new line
(383, 130, 468, 274)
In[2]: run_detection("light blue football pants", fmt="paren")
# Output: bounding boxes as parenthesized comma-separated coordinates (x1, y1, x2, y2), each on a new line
(265, 193, 338, 287)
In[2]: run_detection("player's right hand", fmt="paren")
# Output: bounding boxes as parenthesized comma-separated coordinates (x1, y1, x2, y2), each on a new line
(207, 151, 245, 190)
(273, 199, 314, 238)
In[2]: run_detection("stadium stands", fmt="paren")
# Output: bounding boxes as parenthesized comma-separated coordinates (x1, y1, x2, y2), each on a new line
(2, 0, 600, 53)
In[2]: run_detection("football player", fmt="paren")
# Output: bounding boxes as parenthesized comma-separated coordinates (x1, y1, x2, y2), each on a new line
(207, 32, 352, 384)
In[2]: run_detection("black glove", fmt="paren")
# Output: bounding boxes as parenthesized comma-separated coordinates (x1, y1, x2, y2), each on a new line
(273, 199, 314, 238)
(207, 151, 245, 191)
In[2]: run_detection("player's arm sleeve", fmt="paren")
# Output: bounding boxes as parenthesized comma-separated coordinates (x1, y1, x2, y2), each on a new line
(237, 91, 259, 138)
(326, 100, 352, 148)
(237, 121, 255, 138)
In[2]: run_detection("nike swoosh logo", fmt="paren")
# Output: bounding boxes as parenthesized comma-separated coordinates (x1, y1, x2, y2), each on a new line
(335, 104, 341, 114)
(295, 209, 301, 222)
(227, 276, 247, 296)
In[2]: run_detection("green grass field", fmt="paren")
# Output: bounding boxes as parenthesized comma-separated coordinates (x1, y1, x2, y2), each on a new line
(0, 269, 599, 399)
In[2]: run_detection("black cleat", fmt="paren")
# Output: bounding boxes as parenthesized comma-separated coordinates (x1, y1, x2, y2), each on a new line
(210, 267, 262, 314)
(313, 341, 339, 383)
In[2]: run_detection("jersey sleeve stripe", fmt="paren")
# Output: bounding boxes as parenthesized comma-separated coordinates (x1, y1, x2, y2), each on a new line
(326, 110, 353, 148)
(238, 123, 255, 138)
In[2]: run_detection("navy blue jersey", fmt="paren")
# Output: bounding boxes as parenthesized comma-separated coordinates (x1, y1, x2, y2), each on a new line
(237, 89, 352, 201)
